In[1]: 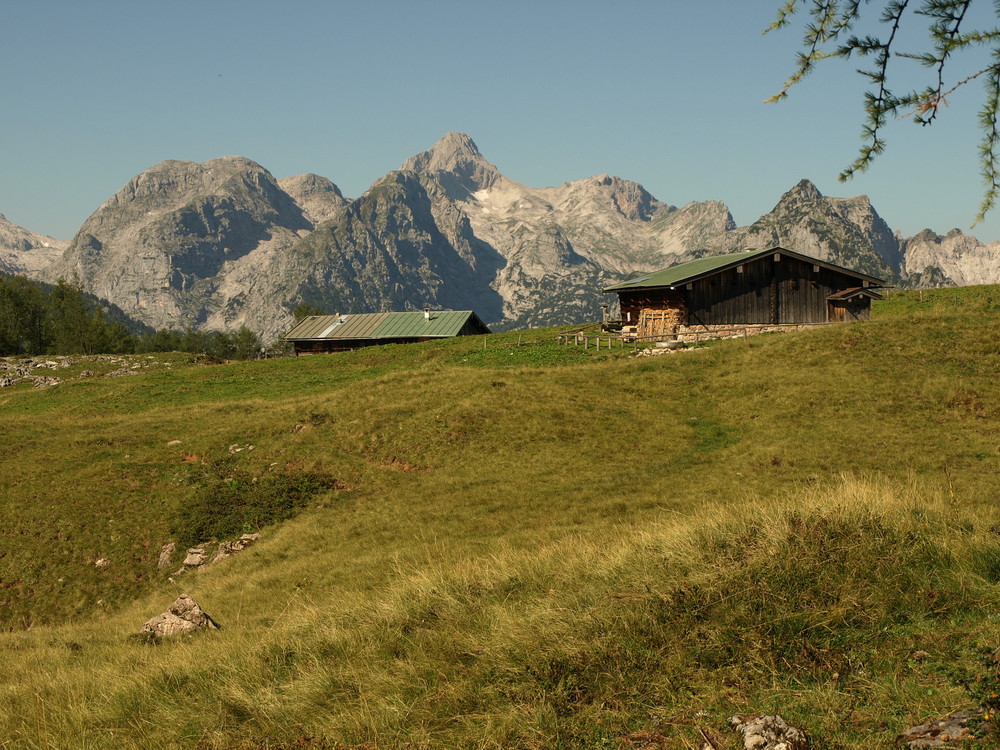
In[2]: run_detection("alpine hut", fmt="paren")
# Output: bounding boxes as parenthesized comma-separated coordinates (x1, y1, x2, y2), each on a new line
(284, 309, 491, 355)
(603, 247, 884, 340)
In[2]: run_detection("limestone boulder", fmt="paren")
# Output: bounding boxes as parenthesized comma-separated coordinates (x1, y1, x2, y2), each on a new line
(140, 594, 219, 638)
(210, 533, 260, 563)
(183, 548, 207, 568)
(729, 715, 809, 750)
(157, 542, 176, 569)
(897, 710, 987, 747)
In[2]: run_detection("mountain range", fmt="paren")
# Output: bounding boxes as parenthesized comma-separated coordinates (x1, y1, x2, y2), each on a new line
(3, 132, 999, 341)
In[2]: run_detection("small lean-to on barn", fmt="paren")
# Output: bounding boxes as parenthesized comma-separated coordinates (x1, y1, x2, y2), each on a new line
(283, 309, 491, 355)
(603, 247, 884, 340)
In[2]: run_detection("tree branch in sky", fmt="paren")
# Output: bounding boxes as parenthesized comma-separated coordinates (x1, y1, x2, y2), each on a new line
(766, 0, 1000, 224)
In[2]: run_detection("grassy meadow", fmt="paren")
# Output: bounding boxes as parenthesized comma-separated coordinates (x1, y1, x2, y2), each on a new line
(1, 287, 1000, 747)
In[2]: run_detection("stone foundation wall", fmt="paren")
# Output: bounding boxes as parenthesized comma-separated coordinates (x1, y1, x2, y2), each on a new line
(673, 323, 827, 343)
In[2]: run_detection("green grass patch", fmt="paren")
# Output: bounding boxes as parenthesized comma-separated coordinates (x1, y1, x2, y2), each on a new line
(172, 454, 345, 548)
(1, 288, 1000, 746)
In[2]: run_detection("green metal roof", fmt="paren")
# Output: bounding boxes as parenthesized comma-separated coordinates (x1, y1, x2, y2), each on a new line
(284, 310, 489, 341)
(371, 310, 484, 338)
(284, 313, 390, 340)
(602, 247, 885, 293)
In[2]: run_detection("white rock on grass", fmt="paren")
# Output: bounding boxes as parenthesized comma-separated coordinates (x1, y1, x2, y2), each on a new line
(729, 715, 809, 750)
(140, 594, 219, 638)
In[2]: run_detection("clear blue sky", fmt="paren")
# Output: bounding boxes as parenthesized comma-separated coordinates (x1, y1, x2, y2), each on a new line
(4, 0, 999, 243)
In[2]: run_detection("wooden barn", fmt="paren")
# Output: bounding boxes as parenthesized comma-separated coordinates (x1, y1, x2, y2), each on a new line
(603, 247, 884, 340)
(284, 310, 491, 355)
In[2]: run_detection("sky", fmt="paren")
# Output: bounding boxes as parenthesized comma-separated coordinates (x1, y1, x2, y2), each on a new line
(4, 0, 1000, 243)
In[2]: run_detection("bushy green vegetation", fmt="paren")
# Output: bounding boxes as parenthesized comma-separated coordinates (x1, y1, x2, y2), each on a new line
(0, 272, 267, 358)
(173, 456, 343, 548)
(0, 289, 999, 747)
(0, 273, 141, 355)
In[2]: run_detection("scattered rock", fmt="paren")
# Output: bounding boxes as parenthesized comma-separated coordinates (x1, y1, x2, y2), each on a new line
(167, 534, 261, 575)
(0, 376, 19, 388)
(729, 715, 809, 750)
(166, 439, 182, 446)
(1, 362, 32, 376)
(897, 710, 987, 747)
(210, 533, 260, 563)
(94, 557, 111, 567)
(78, 370, 94, 378)
(140, 594, 219, 638)
(157, 542, 176, 569)
(183, 548, 207, 568)
(32, 376, 60, 388)
(103, 367, 138, 378)
(293, 423, 306, 433)
(633, 346, 690, 358)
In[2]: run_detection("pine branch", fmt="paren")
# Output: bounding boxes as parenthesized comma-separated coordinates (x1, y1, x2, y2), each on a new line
(839, 0, 911, 180)
(975, 61, 1000, 224)
(768, 0, 1000, 220)
(765, 0, 861, 103)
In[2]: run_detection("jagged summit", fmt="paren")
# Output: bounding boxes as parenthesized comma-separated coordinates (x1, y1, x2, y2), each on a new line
(0, 213, 67, 274)
(738, 177, 899, 277)
(782, 179, 824, 203)
(278, 174, 347, 226)
(403, 132, 485, 171)
(401, 132, 501, 198)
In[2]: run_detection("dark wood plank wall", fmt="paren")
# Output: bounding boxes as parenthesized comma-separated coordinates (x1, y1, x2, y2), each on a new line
(686, 260, 774, 325)
(828, 297, 872, 323)
(684, 255, 869, 325)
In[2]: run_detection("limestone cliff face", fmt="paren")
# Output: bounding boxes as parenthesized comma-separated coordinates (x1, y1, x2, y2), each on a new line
(276, 168, 506, 323)
(41, 157, 314, 335)
(0, 214, 66, 275)
(900, 229, 1000, 286)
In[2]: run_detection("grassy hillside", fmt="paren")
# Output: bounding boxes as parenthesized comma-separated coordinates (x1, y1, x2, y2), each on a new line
(1, 290, 1000, 748)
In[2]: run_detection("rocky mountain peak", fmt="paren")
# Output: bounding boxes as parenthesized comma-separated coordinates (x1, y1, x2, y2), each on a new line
(737, 177, 900, 277)
(593, 174, 665, 222)
(782, 178, 824, 203)
(279, 173, 343, 199)
(39, 154, 314, 334)
(278, 174, 347, 227)
(0, 213, 67, 275)
(404, 132, 484, 170)
(105, 156, 294, 217)
(16, 132, 1000, 344)
(402, 132, 500, 198)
